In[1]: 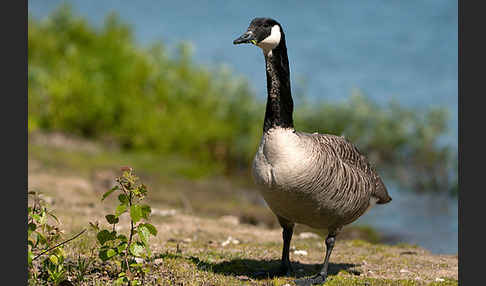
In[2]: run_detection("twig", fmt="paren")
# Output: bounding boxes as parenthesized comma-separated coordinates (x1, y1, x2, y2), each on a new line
(33, 229, 87, 261)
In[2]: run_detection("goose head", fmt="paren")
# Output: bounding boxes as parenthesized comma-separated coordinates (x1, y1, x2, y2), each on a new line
(233, 18, 284, 54)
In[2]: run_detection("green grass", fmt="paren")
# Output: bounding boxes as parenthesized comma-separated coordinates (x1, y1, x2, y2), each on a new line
(324, 276, 457, 286)
(28, 141, 217, 179)
(55, 237, 457, 286)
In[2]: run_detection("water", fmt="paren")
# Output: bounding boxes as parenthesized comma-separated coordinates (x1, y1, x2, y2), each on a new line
(356, 185, 457, 254)
(28, 0, 458, 254)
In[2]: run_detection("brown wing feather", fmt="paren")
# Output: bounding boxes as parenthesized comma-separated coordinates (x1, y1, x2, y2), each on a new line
(308, 133, 392, 204)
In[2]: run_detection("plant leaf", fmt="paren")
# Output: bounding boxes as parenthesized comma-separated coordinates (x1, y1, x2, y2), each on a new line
(107, 248, 117, 258)
(28, 222, 37, 233)
(49, 255, 59, 265)
(141, 223, 157, 236)
(114, 277, 127, 285)
(97, 230, 113, 245)
(137, 184, 147, 196)
(28, 250, 33, 266)
(117, 242, 127, 253)
(115, 204, 127, 217)
(32, 214, 41, 223)
(138, 225, 150, 245)
(36, 232, 47, 245)
(99, 247, 116, 261)
(129, 242, 144, 257)
(105, 214, 119, 224)
(140, 205, 151, 219)
(130, 205, 143, 223)
(118, 194, 129, 205)
(102, 186, 119, 201)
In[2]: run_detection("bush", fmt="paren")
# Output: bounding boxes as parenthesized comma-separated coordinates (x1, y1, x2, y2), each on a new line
(28, 5, 261, 172)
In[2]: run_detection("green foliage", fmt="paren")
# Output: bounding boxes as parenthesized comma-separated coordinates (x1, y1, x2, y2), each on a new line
(42, 248, 67, 285)
(93, 167, 157, 284)
(28, 192, 62, 279)
(28, 5, 260, 175)
(28, 192, 62, 261)
(28, 5, 457, 194)
(27, 191, 76, 285)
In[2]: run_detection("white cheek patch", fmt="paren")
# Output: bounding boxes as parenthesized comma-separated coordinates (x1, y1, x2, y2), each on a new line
(258, 25, 281, 54)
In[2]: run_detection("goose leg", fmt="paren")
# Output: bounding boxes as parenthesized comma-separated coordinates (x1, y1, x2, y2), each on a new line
(277, 216, 294, 276)
(295, 233, 336, 285)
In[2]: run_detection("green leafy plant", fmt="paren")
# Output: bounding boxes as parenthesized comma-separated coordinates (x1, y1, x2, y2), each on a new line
(28, 191, 63, 281)
(28, 191, 85, 285)
(27, 191, 65, 284)
(42, 247, 67, 285)
(92, 167, 157, 285)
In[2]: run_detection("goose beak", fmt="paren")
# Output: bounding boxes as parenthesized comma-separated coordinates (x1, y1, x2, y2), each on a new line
(233, 31, 256, 45)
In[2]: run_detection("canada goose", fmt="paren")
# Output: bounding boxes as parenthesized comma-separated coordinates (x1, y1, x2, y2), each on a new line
(233, 18, 392, 285)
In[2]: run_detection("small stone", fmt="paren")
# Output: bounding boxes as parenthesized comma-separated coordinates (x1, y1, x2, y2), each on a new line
(435, 278, 445, 282)
(237, 275, 250, 281)
(221, 236, 240, 246)
(293, 250, 308, 256)
(400, 269, 410, 273)
(299, 232, 320, 239)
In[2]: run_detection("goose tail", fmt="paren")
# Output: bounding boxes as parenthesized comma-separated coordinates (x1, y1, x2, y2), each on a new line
(374, 178, 392, 204)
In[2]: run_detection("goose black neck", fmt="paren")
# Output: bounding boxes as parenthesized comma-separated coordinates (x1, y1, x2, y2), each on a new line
(263, 39, 294, 133)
